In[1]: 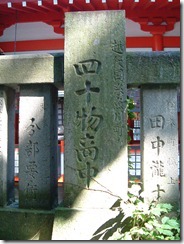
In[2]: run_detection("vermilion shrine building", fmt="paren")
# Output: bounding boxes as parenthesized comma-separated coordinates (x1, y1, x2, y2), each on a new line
(0, 0, 180, 188)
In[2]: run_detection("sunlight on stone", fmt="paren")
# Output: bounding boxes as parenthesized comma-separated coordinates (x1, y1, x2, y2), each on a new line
(72, 146, 128, 209)
(29, 230, 41, 240)
(141, 86, 179, 207)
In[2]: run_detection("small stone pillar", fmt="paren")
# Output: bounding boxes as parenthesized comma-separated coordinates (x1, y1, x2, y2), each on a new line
(19, 84, 58, 210)
(141, 85, 179, 207)
(0, 86, 15, 206)
(64, 10, 128, 209)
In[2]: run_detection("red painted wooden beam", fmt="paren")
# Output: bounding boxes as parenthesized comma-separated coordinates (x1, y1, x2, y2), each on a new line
(0, 36, 180, 53)
(126, 37, 153, 48)
(127, 36, 180, 49)
(0, 39, 65, 52)
(0, 0, 180, 37)
(152, 34, 164, 51)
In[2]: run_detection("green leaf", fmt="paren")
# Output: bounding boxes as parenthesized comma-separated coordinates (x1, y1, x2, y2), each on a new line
(157, 228, 173, 236)
(161, 224, 173, 230)
(121, 232, 132, 240)
(128, 113, 136, 119)
(133, 228, 145, 235)
(157, 203, 173, 212)
(167, 219, 180, 229)
(150, 208, 162, 216)
(161, 216, 169, 224)
(155, 235, 165, 240)
(151, 219, 161, 228)
(144, 222, 153, 230)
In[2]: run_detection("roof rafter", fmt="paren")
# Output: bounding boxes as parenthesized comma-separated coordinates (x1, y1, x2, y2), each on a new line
(0, 0, 180, 37)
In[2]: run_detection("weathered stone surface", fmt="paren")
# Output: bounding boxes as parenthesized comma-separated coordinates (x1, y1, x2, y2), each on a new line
(0, 208, 54, 240)
(0, 51, 179, 88)
(64, 10, 128, 209)
(0, 53, 64, 89)
(127, 51, 180, 85)
(52, 207, 123, 240)
(0, 86, 15, 207)
(19, 84, 58, 210)
(141, 85, 179, 207)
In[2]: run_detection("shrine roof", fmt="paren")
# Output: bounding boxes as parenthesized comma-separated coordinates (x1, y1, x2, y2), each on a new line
(0, 0, 180, 36)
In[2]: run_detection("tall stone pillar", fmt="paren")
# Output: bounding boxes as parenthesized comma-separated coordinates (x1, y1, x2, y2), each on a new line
(63, 10, 128, 209)
(53, 11, 128, 240)
(0, 86, 15, 207)
(19, 84, 58, 210)
(141, 85, 179, 207)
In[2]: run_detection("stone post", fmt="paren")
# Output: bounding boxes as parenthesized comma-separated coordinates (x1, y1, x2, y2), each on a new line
(141, 85, 179, 207)
(63, 10, 128, 209)
(19, 84, 58, 210)
(0, 86, 15, 207)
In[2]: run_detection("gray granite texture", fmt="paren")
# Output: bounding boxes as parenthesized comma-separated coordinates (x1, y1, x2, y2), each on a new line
(63, 10, 128, 209)
(0, 86, 15, 207)
(141, 85, 179, 208)
(19, 84, 58, 210)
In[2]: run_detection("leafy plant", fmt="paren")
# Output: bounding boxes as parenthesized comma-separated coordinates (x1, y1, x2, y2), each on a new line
(120, 184, 180, 240)
(91, 184, 180, 240)
(126, 97, 136, 171)
(126, 97, 136, 143)
(91, 97, 181, 240)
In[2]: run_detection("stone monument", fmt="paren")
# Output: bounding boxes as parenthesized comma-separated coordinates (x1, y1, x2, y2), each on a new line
(141, 84, 179, 207)
(63, 10, 128, 209)
(19, 84, 58, 210)
(52, 10, 128, 240)
(0, 86, 15, 206)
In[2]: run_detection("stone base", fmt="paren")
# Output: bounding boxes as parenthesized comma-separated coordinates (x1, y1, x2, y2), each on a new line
(0, 208, 54, 240)
(52, 207, 123, 240)
(0, 206, 124, 240)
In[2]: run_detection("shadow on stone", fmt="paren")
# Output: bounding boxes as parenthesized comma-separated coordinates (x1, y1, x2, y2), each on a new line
(0, 208, 54, 240)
